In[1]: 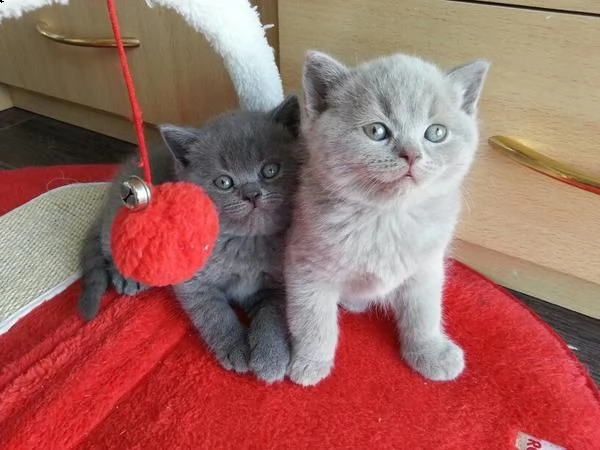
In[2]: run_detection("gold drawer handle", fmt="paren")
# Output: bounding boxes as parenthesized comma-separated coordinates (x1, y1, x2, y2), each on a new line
(36, 22, 140, 48)
(488, 135, 600, 196)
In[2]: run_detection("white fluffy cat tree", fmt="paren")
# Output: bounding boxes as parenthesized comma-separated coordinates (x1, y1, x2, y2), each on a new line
(0, 0, 284, 111)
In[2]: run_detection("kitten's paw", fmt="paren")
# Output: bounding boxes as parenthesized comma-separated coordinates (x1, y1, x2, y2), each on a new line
(216, 339, 250, 374)
(402, 336, 465, 381)
(110, 268, 148, 296)
(249, 337, 290, 384)
(287, 355, 333, 387)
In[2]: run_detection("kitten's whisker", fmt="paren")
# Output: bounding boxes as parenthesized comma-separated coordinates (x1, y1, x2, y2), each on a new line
(223, 202, 250, 215)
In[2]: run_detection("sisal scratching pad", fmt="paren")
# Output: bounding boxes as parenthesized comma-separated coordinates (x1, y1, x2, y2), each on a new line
(0, 181, 109, 334)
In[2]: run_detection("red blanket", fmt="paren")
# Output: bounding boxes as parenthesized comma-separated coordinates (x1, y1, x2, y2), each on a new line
(1, 166, 599, 449)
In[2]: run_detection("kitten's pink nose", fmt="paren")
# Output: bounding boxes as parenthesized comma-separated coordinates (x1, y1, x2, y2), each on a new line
(398, 148, 422, 165)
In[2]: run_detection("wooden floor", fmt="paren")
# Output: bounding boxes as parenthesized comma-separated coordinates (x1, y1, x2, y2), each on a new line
(1, 107, 598, 385)
(0, 108, 134, 168)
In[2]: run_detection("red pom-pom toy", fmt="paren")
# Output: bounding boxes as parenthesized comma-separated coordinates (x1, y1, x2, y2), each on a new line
(111, 180, 219, 287)
(106, 0, 219, 287)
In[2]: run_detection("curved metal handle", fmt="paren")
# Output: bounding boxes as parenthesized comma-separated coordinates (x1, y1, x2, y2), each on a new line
(488, 135, 600, 196)
(36, 22, 140, 48)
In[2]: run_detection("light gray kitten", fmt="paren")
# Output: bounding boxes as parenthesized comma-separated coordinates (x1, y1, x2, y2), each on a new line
(79, 95, 301, 383)
(285, 52, 490, 386)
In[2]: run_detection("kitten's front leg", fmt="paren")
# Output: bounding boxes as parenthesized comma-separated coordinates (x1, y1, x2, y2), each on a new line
(285, 271, 340, 387)
(246, 288, 291, 384)
(393, 259, 464, 381)
(175, 284, 249, 373)
(108, 263, 148, 296)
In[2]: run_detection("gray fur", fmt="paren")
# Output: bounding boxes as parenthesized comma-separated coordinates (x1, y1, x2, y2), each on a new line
(78, 95, 301, 383)
(78, 220, 110, 321)
(285, 51, 489, 386)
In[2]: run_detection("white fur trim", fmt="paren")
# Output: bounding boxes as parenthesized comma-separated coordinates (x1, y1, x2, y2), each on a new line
(0, 0, 68, 21)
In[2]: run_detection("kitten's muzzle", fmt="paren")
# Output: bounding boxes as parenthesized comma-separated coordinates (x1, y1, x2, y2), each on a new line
(241, 183, 262, 207)
(397, 147, 422, 166)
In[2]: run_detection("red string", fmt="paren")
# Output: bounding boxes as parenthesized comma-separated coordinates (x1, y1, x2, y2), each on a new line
(105, 0, 152, 186)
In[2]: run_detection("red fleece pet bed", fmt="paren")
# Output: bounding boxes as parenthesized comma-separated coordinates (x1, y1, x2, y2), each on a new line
(1, 165, 599, 450)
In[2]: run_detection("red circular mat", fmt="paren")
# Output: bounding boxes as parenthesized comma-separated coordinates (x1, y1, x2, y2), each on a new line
(1, 166, 599, 449)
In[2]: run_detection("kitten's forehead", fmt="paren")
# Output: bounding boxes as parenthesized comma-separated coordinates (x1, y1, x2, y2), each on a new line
(188, 113, 289, 172)
(339, 55, 457, 121)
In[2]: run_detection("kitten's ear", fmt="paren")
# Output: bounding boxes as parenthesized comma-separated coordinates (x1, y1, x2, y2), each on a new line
(159, 125, 199, 166)
(447, 60, 490, 115)
(270, 94, 301, 137)
(303, 51, 349, 118)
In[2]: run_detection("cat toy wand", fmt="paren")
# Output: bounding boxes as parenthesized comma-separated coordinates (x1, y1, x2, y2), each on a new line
(106, 0, 219, 287)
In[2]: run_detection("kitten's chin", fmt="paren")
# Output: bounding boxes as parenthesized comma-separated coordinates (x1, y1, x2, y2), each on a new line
(221, 210, 288, 236)
(377, 172, 417, 190)
(363, 172, 422, 202)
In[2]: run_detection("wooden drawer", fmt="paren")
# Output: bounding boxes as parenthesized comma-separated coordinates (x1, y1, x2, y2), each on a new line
(279, 0, 600, 317)
(0, 0, 275, 126)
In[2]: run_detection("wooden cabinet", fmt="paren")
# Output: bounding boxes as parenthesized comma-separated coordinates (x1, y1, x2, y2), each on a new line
(278, 0, 600, 318)
(485, 0, 600, 14)
(0, 0, 276, 137)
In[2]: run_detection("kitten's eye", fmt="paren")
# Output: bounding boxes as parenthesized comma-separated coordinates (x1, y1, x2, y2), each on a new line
(363, 122, 389, 141)
(424, 124, 448, 143)
(214, 175, 233, 190)
(261, 163, 281, 179)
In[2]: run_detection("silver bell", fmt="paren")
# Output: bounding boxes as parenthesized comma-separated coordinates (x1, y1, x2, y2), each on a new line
(120, 175, 151, 210)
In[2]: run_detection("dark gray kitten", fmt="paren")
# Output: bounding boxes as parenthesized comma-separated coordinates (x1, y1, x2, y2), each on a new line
(78, 95, 301, 383)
